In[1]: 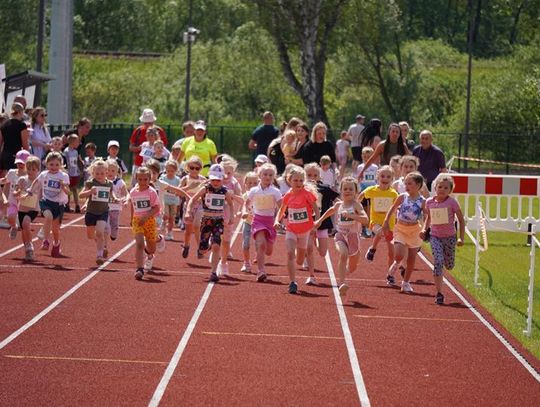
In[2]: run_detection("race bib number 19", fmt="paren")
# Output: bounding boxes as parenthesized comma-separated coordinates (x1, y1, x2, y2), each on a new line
(134, 198, 151, 210)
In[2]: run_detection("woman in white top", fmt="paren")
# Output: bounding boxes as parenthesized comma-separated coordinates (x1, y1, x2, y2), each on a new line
(30, 107, 51, 163)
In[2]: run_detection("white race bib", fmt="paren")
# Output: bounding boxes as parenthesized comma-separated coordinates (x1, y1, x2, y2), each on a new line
(338, 209, 355, 225)
(430, 207, 450, 225)
(92, 186, 111, 203)
(373, 197, 393, 212)
(205, 193, 225, 211)
(69, 157, 78, 168)
(139, 148, 154, 158)
(20, 194, 38, 209)
(254, 195, 275, 211)
(133, 197, 151, 213)
(288, 207, 309, 224)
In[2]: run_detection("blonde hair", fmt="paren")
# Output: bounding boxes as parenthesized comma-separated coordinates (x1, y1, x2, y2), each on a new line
(405, 171, 424, 187)
(153, 139, 164, 148)
(185, 155, 203, 168)
(88, 158, 108, 176)
(400, 154, 419, 169)
(244, 171, 259, 185)
(165, 160, 179, 171)
(432, 173, 455, 192)
(319, 155, 332, 165)
(376, 165, 394, 180)
(136, 166, 151, 179)
(25, 156, 41, 170)
(145, 158, 161, 174)
(283, 129, 296, 143)
(221, 155, 238, 171)
(258, 163, 277, 177)
(310, 121, 327, 142)
(286, 165, 305, 183)
(340, 176, 358, 194)
(362, 146, 374, 155)
(304, 162, 321, 181)
(45, 151, 63, 164)
(106, 159, 121, 177)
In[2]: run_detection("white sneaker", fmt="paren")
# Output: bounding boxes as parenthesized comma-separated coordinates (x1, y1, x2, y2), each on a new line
(165, 232, 173, 241)
(401, 281, 414, 293)
(339, 283, 349, 297)
(305, 276, 316, 285)
(156, 235, 166, 253)
(302, 259, 309, 270)
(208, 251, 213, 264)
(144, 255, 154, 271)
(227, 251, 234, 260)
(37, 227, 45, 240)
(217, 263, 229, 276)
(240, 263, 251, 273)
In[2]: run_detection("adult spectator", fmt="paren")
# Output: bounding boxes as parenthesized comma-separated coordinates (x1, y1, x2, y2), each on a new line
(13, 95, 29, 122)
(30, 107, 51, 163)
(178, 120, 217, 177)
(286, 120, 309, 167)
(129, 108, 168, 183)
(399, 121, 416, 150)
(267, 121, 288, 174)
(249, 111, 279, 156)
(359, 118, 383, 150)
(0, 102, 30, 176)
(63, 117, 92, 153)
(348, 114, 365, 169)
(413, 129, 447, 190)
(302, 122, 336, 166)
(358, 122, 409, 179)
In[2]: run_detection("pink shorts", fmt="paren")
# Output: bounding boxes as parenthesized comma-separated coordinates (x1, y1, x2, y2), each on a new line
(251, 214, 277, 244)
(335, 231, 360, 256)
(7, 202, 18, 217)
(285, 230, 310, 250)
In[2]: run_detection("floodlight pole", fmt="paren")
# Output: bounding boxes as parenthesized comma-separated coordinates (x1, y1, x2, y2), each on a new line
(35, 0, 46, 106)
(464, 0, 475, 171)
(183, 0, 194, 122)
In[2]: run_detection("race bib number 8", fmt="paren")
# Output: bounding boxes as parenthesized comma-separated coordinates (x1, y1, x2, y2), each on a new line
(373, 197, 393, 212)
(430, 207, 450, 225)
(288, 208, 309, 224)
(205, 193, 225, 210)
(93, 187, 111, 203)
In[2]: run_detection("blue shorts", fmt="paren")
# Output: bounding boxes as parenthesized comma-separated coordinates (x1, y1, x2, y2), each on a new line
(85, 211, 109, 226)
(40, 199, 65, 220)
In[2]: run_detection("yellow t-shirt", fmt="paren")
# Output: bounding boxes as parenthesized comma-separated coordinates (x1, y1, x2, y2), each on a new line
(363, 185, 399, 230)
(181, 136, 217, 176)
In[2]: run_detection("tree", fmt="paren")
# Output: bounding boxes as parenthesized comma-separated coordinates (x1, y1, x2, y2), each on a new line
(246, 0, 348, 126)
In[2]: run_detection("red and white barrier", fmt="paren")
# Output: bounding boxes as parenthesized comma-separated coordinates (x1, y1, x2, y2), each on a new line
(452, 173, 540, 196)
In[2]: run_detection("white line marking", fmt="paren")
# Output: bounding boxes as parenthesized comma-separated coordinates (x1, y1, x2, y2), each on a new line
(418, 251, 540, 382)
(324, 253, 371, 407)
(0, 240, 135, 350)
(0, 215, 85, 258)
(148, 220, 243, 407)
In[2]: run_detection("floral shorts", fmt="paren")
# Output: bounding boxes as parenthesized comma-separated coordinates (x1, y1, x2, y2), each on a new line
(199, 216, 224, 252)
(132, 216, 159, 242)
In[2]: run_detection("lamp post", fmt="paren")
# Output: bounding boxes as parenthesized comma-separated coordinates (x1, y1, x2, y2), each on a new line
(183, 0, 199, 122)
(464, 0, 475, 171)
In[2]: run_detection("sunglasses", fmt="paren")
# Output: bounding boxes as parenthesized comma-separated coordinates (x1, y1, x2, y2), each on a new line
(39, 114, 47, 117)
(189, 166, 201, 170)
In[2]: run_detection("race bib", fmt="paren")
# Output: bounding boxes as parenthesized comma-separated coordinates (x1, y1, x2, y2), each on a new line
(288, 207, 309, 224)
(133, 197, 151, 212)
(430, 207, 450, 225)
(139, 148, 154, 158)
(254, 195, 275, 211)
(205, 193, 225, 211)
(373, 197, 393, 212)
(92, 186, 111, 203)
(47, 179, 61, 189)
(20, 194, 38, 208)
(69, 157, 78, 168)
(364, 173, 375, 181)
(339, 209, 355, 225)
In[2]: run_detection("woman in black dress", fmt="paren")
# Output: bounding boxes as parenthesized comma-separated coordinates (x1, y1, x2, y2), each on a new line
(0, 102, 30, 176)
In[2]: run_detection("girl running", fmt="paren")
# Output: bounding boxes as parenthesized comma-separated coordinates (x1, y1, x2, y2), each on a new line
(274, 165, 319, 294)
(1, 150, 29, 239)
(383, 171, 426, 292)
(314, 177, 368, 297)
(129, 166, 161, 280)
(335, 131, 350, 180)
(240, 171, 259, 273)
(105, 159, 128, 243)
(79, 159, 114, 265)
(392, 155, 430, 197)
(421, 174, 465, 304)
(159, 160, 181, 240)
(29, 151, 70, 257)
(186, 163, 234, 282)
(359, 165, 398, 268)
(246, 164, 282, 282)
(180, 155, 206, 258)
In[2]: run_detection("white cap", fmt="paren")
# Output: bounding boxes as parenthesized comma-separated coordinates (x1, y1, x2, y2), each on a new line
(208, 164, 224, 180)
(254, 154, 269, 164)
(139, 108, 157, 123)
(107, 140, 120, 149)
(194, 120, 206, 131)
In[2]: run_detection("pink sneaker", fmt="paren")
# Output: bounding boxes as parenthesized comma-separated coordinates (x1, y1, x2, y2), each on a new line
(51, 242, 61, 258)
(40, 239, 50, 251)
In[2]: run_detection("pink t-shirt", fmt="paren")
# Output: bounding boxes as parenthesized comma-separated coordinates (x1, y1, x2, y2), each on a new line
(426, 196, 460, 238)
(129, 186, 160, 218)
(282, 188, 317, 234)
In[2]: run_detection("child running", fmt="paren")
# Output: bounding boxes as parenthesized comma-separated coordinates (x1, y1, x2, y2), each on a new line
(314, 177, 368, 297)
(14, 155, 40, 261)
(159, 160, 181, 240)
(246, 163, 282, 282)
(274, 165, 319, 294)
(129, 167, 161, 280)
(29, 151, 70, 257)
(239, 171, 259, 273)
(421, 174, 465, 304)
(63, 134, 82, 213)
(356, 146, 378, 238)
(359, 165, 398, 268)
(79, 159, 114, 265)
(1, 150, 30, 239)
(383, 171, 426, 292)
(105, 159, 128, 243)
(392, 155, 430, 197)
(335, 131, 350, 180)
(186, 163, 234, 282)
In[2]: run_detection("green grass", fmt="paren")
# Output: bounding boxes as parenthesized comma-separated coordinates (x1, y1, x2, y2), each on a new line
(436, 230, 540, 360)
(457, 195, 540, 221)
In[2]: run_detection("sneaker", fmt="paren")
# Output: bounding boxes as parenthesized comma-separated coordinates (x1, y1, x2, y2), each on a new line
(103, 248, 108, 258)
(399, 265, 406, 278)
(401, 281, 414, 293)
(96, 256, 105, 266)
(365, 247, 376, 261)
(209, 272, 219, 282)
(75, 205, 81, 213)
(302, 259, 309, 270)
(388, 262, 399, 277)
(338, 283, 349, 297)
(165, 232, 174, 241)
(40, 239, 50, 250)
(197, 250, 204, 259)
(51, 242, 61, 258)
(305, 276, 316, 285)
(24, 247, 34, 262)
(227, 252, 234, 260)
(156, 235, 166, 253)
(288, 281, 298, 294)
(256, 270, 267, 282)
(182, 245, 190, 259)
(386, 275, 396, 286)
(64, 205, 72, 213)
(9, 227, 17, 240)
(435, 292, 445, 305)
(240, 263, 251, 273)
(217, 263, 229, 277)
(37, 227, 45, 240)
(144, 255, 154, 271)
(208, 251, 213, 263)
(134, 268, 144, 280)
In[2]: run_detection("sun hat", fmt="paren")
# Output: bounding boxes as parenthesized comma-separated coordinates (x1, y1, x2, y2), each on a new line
(139, 108, 157, 123)
(208, 164, 224, 180)
(254, 154, 269, 164)
(356, 114, 365, 120)
(194, 120, 206, 131)
(107, 140, 120, 149)
(11, 102, 24, 114)
(14, 149, 31, 164)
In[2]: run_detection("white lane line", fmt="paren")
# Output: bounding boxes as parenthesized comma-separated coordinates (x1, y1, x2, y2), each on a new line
(148, 220, 243, 407)
(324, 253, 371, 407)
(0, 240, 135, 350)
(0, 215, 85, 258)
(418, 251, 540, 382)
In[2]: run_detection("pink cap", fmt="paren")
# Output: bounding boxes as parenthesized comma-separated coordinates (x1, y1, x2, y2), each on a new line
(14, 149, 31, 164)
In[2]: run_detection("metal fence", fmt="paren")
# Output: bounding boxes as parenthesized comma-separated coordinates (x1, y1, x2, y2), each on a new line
(50, 123, 540, 175)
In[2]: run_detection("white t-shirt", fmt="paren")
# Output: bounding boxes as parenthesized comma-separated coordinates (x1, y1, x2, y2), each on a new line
(6, 169, 24, 204)
(36, 170, 69, 204)
(320, 168, 337, 188)
(348, 123, 365, 148)
(247, 184, 281, 217)
(357, 163, 378, 190)
(336, 139, 350, 157)
(277, 178, 290, 196)
(109, 177, 127, 211)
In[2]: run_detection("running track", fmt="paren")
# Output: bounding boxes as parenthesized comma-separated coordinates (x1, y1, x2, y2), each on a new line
(0, 211, 539, 406)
